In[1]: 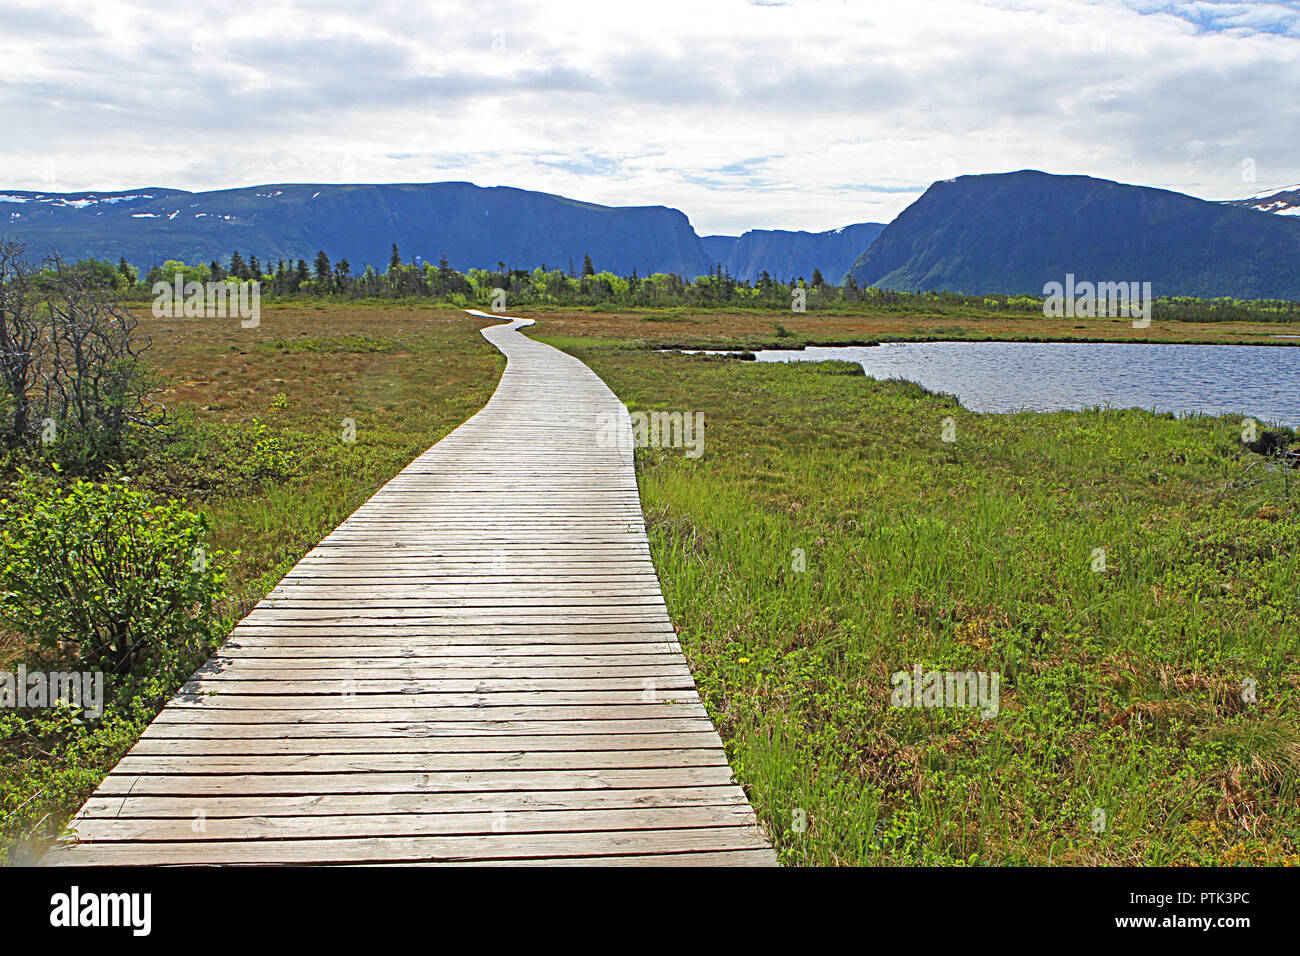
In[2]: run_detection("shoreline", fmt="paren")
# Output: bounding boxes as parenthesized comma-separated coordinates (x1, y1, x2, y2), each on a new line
(653, 333, 1300, 350)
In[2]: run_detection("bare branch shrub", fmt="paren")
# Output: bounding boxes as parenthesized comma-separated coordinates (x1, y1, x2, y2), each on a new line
(0, 243, 163, 469)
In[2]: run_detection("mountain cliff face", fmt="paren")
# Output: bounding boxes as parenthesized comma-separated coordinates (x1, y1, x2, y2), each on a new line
(849, 171, 1300, 299)
(0, 182, 714, 276)
(700, 234, 738, 267)
(701, 223, 884, 282)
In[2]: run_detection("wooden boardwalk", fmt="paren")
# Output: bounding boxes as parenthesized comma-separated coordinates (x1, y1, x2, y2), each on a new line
(45, 313, 775, 866)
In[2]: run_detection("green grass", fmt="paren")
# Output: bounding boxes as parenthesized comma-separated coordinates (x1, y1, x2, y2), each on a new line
(569, 343, 1300, 866)
(257, 333, 395, 354)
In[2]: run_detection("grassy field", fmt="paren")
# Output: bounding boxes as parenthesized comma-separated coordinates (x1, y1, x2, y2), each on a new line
(0, 304, 502, 862)
(527, 315, 1300, 866)
(516, 306, 1300, 350)
(3, 301, 1297, 866)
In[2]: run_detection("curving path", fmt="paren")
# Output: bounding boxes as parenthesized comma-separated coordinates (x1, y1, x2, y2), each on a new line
(45, 312, 776, 866)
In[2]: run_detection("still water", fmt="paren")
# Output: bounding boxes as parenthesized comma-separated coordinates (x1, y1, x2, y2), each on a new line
(741, 342, 1300, 427)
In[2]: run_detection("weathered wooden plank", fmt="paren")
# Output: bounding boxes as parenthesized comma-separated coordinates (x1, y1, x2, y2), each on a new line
(183, 676, 695, 692)
(92, 765, 742, 797)
(137, 717, 719, 739)
(73, 787, 750, 819)
(198, 654, 688, 668)
(217, 646, 683, 659)
(129, 732, 727, 756)
(226, 629, 681, 642)
(149, 703, 710, 723)
(63, 805, 762, 843)
(46, 827, 771, 865)
(267, 585, 667, 597)
(176, 679, 699, 697)
(163, 692, 704, 710)
(192, 664, 694, 680)
(114, 748, 730, 774)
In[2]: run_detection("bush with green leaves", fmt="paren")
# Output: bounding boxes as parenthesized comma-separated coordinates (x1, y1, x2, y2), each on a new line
(0, 472, 228, 674)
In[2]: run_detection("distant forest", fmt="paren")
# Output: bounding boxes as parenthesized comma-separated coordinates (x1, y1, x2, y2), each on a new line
(60, 245, 1300, 323)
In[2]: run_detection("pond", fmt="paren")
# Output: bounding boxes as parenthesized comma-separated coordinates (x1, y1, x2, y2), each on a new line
(733, 341, 1300, 427)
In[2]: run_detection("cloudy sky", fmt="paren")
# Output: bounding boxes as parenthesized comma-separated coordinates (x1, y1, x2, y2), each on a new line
(0, 0, 1296, 234)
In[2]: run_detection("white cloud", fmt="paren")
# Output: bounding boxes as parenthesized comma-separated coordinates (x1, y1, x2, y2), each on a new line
(0, 0, 1296, 233)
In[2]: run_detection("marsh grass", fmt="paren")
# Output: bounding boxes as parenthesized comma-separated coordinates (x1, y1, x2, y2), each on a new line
(570, 339, 1300, 866)
(525, 308, 1300, 352)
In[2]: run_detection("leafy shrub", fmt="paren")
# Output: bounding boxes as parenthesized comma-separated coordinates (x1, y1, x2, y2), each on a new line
(217, 418, 303, 486)
(0, 472, 227, 674)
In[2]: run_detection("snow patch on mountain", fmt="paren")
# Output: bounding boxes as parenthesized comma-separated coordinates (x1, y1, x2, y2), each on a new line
(1224, 185, 1300, 215)
(0, 193, 154, 207)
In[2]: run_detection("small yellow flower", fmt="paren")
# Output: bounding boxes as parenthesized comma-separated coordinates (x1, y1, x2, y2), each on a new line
(738, 657, 750, 664)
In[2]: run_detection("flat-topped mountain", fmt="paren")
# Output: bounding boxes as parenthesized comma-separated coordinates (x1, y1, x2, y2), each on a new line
(0, 182, 714, 277)
(848, 170, 1300, 299)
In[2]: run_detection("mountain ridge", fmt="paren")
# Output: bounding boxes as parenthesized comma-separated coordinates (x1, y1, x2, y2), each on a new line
(1223, 185, 1300, 217)
(1, 182, 716, 277)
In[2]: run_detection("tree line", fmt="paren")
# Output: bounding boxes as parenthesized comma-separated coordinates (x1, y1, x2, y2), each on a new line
(45, 243, 1300, 323)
